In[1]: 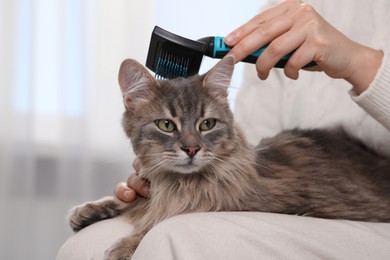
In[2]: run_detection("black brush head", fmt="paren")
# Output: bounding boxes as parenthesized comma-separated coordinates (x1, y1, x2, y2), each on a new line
(146, 26, 207, 79)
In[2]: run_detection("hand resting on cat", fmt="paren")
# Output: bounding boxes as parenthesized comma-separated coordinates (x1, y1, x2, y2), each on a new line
(67, 56, 390, 259)
(115, 158, 150, 202)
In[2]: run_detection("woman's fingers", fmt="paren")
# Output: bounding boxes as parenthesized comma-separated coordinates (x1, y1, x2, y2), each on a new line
(126, 173, 151, 198)
(225, 0, 302, 46)
(225, 1, 363, 81)
(114, 182, 137, 202)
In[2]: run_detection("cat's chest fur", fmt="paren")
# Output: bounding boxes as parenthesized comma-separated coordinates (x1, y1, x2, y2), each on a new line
(146, 145, 262, 216)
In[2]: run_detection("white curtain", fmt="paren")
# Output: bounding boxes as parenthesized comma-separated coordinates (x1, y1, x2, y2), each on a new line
(0, 0, 154, 259)
(0, 0, 261, 259)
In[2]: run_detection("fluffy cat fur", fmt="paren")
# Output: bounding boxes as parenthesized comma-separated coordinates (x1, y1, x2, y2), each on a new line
(68, 56, 390, 259)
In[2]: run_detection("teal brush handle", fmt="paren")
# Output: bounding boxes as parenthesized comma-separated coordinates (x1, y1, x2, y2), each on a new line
(199, 36, 316, 68)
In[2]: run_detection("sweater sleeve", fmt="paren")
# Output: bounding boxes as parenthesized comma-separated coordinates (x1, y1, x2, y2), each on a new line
(350, 50, 390, 131)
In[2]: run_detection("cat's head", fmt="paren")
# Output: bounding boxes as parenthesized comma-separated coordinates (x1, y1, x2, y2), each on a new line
(118, 56, 239, 176)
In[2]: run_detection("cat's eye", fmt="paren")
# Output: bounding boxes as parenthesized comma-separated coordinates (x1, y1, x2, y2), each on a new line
(155, 119, 176, 132)
(199, 119, 216, 131)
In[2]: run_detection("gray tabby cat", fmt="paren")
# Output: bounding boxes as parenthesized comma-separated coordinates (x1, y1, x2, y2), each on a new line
(68, 56, 390, 259)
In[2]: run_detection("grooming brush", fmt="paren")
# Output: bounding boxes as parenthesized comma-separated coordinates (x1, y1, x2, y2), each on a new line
(146, 26, 316, 79)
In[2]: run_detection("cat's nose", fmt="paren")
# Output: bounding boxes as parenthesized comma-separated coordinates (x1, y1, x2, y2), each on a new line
(181, 145, 201, 158)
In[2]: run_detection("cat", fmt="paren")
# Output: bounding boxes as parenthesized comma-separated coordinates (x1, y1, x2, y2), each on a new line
(68, 56, 390, 259)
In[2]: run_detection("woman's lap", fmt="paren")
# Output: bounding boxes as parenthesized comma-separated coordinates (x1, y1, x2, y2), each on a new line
(57, 212, 390, 260)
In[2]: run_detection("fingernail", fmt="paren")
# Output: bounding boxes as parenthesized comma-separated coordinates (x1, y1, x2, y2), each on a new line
(257, 72, 267, 80)
(225, 33, 235, 45)
(124, 190, 133, 200)
(225, 35, 232, 44)
(143, 187, 151, 198)
(225, 53, 236, 63)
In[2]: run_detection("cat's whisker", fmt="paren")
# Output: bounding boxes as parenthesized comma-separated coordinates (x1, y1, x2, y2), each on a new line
(205, 160, 264, 201)
(138, 152, 167, 159)
(206, 158, 244, 182)
(254, 163, 281, 178)
(253, 145, 269, 152)
(212, 151, 281, 179)
(140, 158, 168, 178)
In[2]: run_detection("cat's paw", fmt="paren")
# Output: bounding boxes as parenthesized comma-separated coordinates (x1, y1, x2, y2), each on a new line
(104, 235, 141, 260)
(68, 196, 127, 232)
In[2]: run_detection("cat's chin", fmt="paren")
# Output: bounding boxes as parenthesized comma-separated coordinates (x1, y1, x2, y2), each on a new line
(169, 165, 204, 175)
(166, 156, 206, 175)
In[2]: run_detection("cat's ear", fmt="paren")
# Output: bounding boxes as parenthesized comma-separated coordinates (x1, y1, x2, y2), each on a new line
(118, 59, 156, 108)
(203, 56, 234, 98)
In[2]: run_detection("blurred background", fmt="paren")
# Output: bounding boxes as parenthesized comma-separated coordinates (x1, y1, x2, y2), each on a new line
(0, 0, 263, 259)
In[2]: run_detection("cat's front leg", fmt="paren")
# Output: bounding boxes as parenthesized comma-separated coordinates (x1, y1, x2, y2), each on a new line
(68, 196, 132, 232)
(104, 232, 145, 260)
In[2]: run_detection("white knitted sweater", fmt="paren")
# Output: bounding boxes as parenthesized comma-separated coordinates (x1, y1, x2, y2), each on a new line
(235, 0, 390, 157)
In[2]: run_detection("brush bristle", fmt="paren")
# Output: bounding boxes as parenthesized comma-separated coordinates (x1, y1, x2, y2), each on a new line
(155, 49, 190, 79)
(146, 26, 205, 79)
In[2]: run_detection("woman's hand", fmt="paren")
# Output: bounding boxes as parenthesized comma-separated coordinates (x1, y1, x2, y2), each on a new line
(225, 0, 383, 94)
(114, 158, 151, 202)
